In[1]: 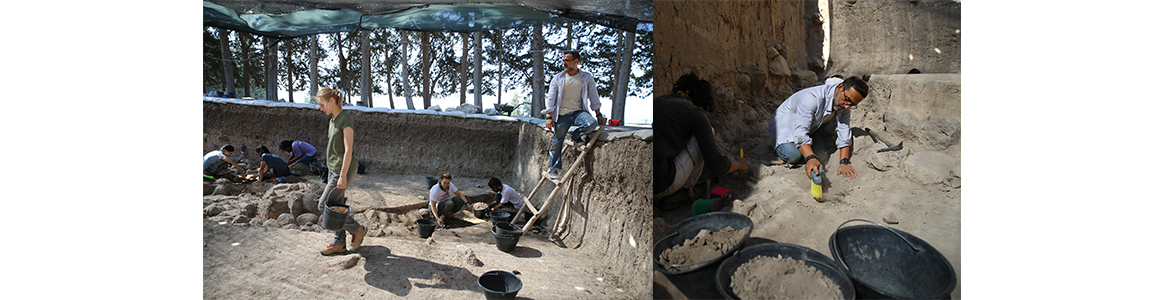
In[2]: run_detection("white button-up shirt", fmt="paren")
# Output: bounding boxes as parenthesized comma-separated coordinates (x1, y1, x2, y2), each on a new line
(768, 78, 852, 151)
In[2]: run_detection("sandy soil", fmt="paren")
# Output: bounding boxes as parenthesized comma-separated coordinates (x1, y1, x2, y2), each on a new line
(203, 218, 641, 299)
(653, 133, 961, 299)
(731, 255, 843, 300)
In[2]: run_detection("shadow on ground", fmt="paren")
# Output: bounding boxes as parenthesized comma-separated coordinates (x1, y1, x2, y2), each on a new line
(357, 245, 481, 297)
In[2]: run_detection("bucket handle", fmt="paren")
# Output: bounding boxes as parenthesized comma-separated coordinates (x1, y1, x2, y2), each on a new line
(652, 231, 719, 269)
(835, 219, 921, 252)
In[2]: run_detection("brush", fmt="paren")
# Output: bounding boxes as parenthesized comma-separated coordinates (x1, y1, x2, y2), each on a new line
(810, 168, 825, 200)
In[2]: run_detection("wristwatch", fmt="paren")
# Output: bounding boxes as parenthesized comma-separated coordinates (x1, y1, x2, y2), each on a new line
(840, 158, 851, 165)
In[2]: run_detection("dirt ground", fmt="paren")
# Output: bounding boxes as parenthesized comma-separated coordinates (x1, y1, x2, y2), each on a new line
(203, 218, 640, 299)
(653, 133, 961, 299)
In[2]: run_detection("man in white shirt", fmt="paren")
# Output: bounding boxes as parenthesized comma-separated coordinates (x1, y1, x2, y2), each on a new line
(768, 76, 869, 181)
(486, 177, 532, 223)
(541, 50, 605, 179)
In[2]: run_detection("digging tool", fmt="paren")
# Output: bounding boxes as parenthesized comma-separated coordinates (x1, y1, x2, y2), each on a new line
(864, 127, 904, 153)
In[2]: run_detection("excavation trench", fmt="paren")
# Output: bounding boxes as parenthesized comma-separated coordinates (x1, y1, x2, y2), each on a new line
(203, 99, 653, 297)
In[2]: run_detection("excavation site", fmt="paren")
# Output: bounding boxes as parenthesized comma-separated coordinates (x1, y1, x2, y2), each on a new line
(202, 99, 654, 299)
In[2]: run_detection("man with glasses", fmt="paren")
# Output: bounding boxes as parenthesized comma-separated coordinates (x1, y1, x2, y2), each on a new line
(768, 76, 869, 180)
(541, 50, 604, 179)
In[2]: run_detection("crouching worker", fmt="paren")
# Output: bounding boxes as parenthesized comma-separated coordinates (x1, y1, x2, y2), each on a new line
(653, 74, 748, 203)
(204, 144, 244, 179)
(428, 172, 473, 228)
(254, 146, 290, 180)
(486, 177, 532, 222)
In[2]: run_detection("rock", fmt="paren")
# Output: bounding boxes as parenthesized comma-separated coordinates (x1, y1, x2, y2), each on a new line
(903, 151, 960, 185)
(366, 210, 380, 224)
(281, 224, 297, 230)
(426, 105, 442, 112)
(243, 203, 258, 217)
(296, 213, 318, 226)
(792, 70, 817, 85)
(731, 199, 757, 216)
(425, 237, 437, 245)
(204, 182, 216, 195)
(310, 224, 324, 232)
(443, 107, 457, 112)
(455, 103, 481, 114)
(883, 107, 921, 143)
(736, 74, 751, 89)
(883, 212, 900, 224)
(484, 108, 500, 116)
(213, 185, 231, 195)
(713, 87, 733, 104)
(232, 215, 250, 224)
(377, 211, 390, 225)
(865, 148, 910, 172)
(919, 115, 961, 150)
(342, 255, 361, 269)
(766, 46, 779, 59)
(289, 195, 304, 216)
(950, 165, 961, 178)
(302, 193, 321, 215)
(249, 218, 263, 227)
(263, 219, 278, 227)
(204, 203, 225, 217)
(768, 57, 791, 77)
(276, 213, 296, 227)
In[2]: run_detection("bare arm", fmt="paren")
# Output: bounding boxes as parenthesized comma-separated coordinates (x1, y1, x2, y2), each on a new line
(455, 190, 472, 212)
(223, 157, 244, 174)
(337, 127, 354, 189)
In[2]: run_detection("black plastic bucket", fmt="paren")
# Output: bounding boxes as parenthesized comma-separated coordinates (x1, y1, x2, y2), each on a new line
(478, 270, 522, 300)
(489, 210, 513, 224)
(715, 242, 855, 300)
(320, 204, 350, 231)
(474, 207, 489, 219)
(494, 222, 524, 236)
(491, 224, 521, 252)
(829, 219, 956, 300)
(653, 212, 754, 300)
(416, 219, 437, 238)
(426, 176, 439, 190)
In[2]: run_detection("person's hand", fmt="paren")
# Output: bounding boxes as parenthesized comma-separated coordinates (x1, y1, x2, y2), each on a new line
(597, 115, 607, 127)
(837, 163, 857, 180)
(437, 216, 445, 227)
(337, 176, 348, 189)
(545, 118, 554, 130)
(732, 158, 749, 173)
(805, 158, 823, 179)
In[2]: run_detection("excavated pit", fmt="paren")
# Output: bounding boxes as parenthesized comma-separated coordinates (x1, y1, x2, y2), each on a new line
(203, 99, 653, 298)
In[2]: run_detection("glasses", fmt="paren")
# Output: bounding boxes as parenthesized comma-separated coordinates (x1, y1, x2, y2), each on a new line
(562, 58, 577, 62)
(842, 93, 858, 109)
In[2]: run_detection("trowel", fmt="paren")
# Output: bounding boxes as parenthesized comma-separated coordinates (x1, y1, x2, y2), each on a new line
(864, 127, 904, 153)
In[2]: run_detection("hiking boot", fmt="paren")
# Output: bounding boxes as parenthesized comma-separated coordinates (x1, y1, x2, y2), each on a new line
(320, 242, 346, 255)
(349, 225, 367, 251)
(545, 169, 559, 179)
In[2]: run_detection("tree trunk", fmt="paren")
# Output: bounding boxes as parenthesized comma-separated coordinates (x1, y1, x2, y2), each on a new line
(385, 34, 395, 109)
(401, 30, 414, 110)
(241, 32, 251, 97)
(286, 38, 294, 102)
(531, 24, 544, 118)
(421, 32, 432, 109)
(219, 29, 235, 95)
(473, 31, 483, 110)
(266, 37, 278, 101)
(566, 22, 574, 50)
(460, 32, 469, 105)
(497, 31, 503, 105)
(310, 35, 318, 102)
(361, 30, 372, 107)
(612, 30, 636, 126)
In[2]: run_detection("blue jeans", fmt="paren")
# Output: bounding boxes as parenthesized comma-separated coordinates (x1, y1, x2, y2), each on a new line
(318, 168, 362, 246)
(775, 142, 803, 164)
(548, 110, 599, 171)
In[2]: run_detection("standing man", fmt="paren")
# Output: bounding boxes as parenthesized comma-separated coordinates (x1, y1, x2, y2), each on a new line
(541, 50, 605, 179)
(768, 76, 869, 181)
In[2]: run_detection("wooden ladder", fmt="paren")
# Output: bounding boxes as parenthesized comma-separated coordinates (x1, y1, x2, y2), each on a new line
(509, 122, 607, 240)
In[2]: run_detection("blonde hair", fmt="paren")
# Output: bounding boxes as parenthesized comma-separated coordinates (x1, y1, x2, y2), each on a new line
(316, 87, 341, 105)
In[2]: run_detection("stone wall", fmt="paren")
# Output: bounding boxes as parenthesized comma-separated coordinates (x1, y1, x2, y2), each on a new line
(828, 0, 961, 76)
